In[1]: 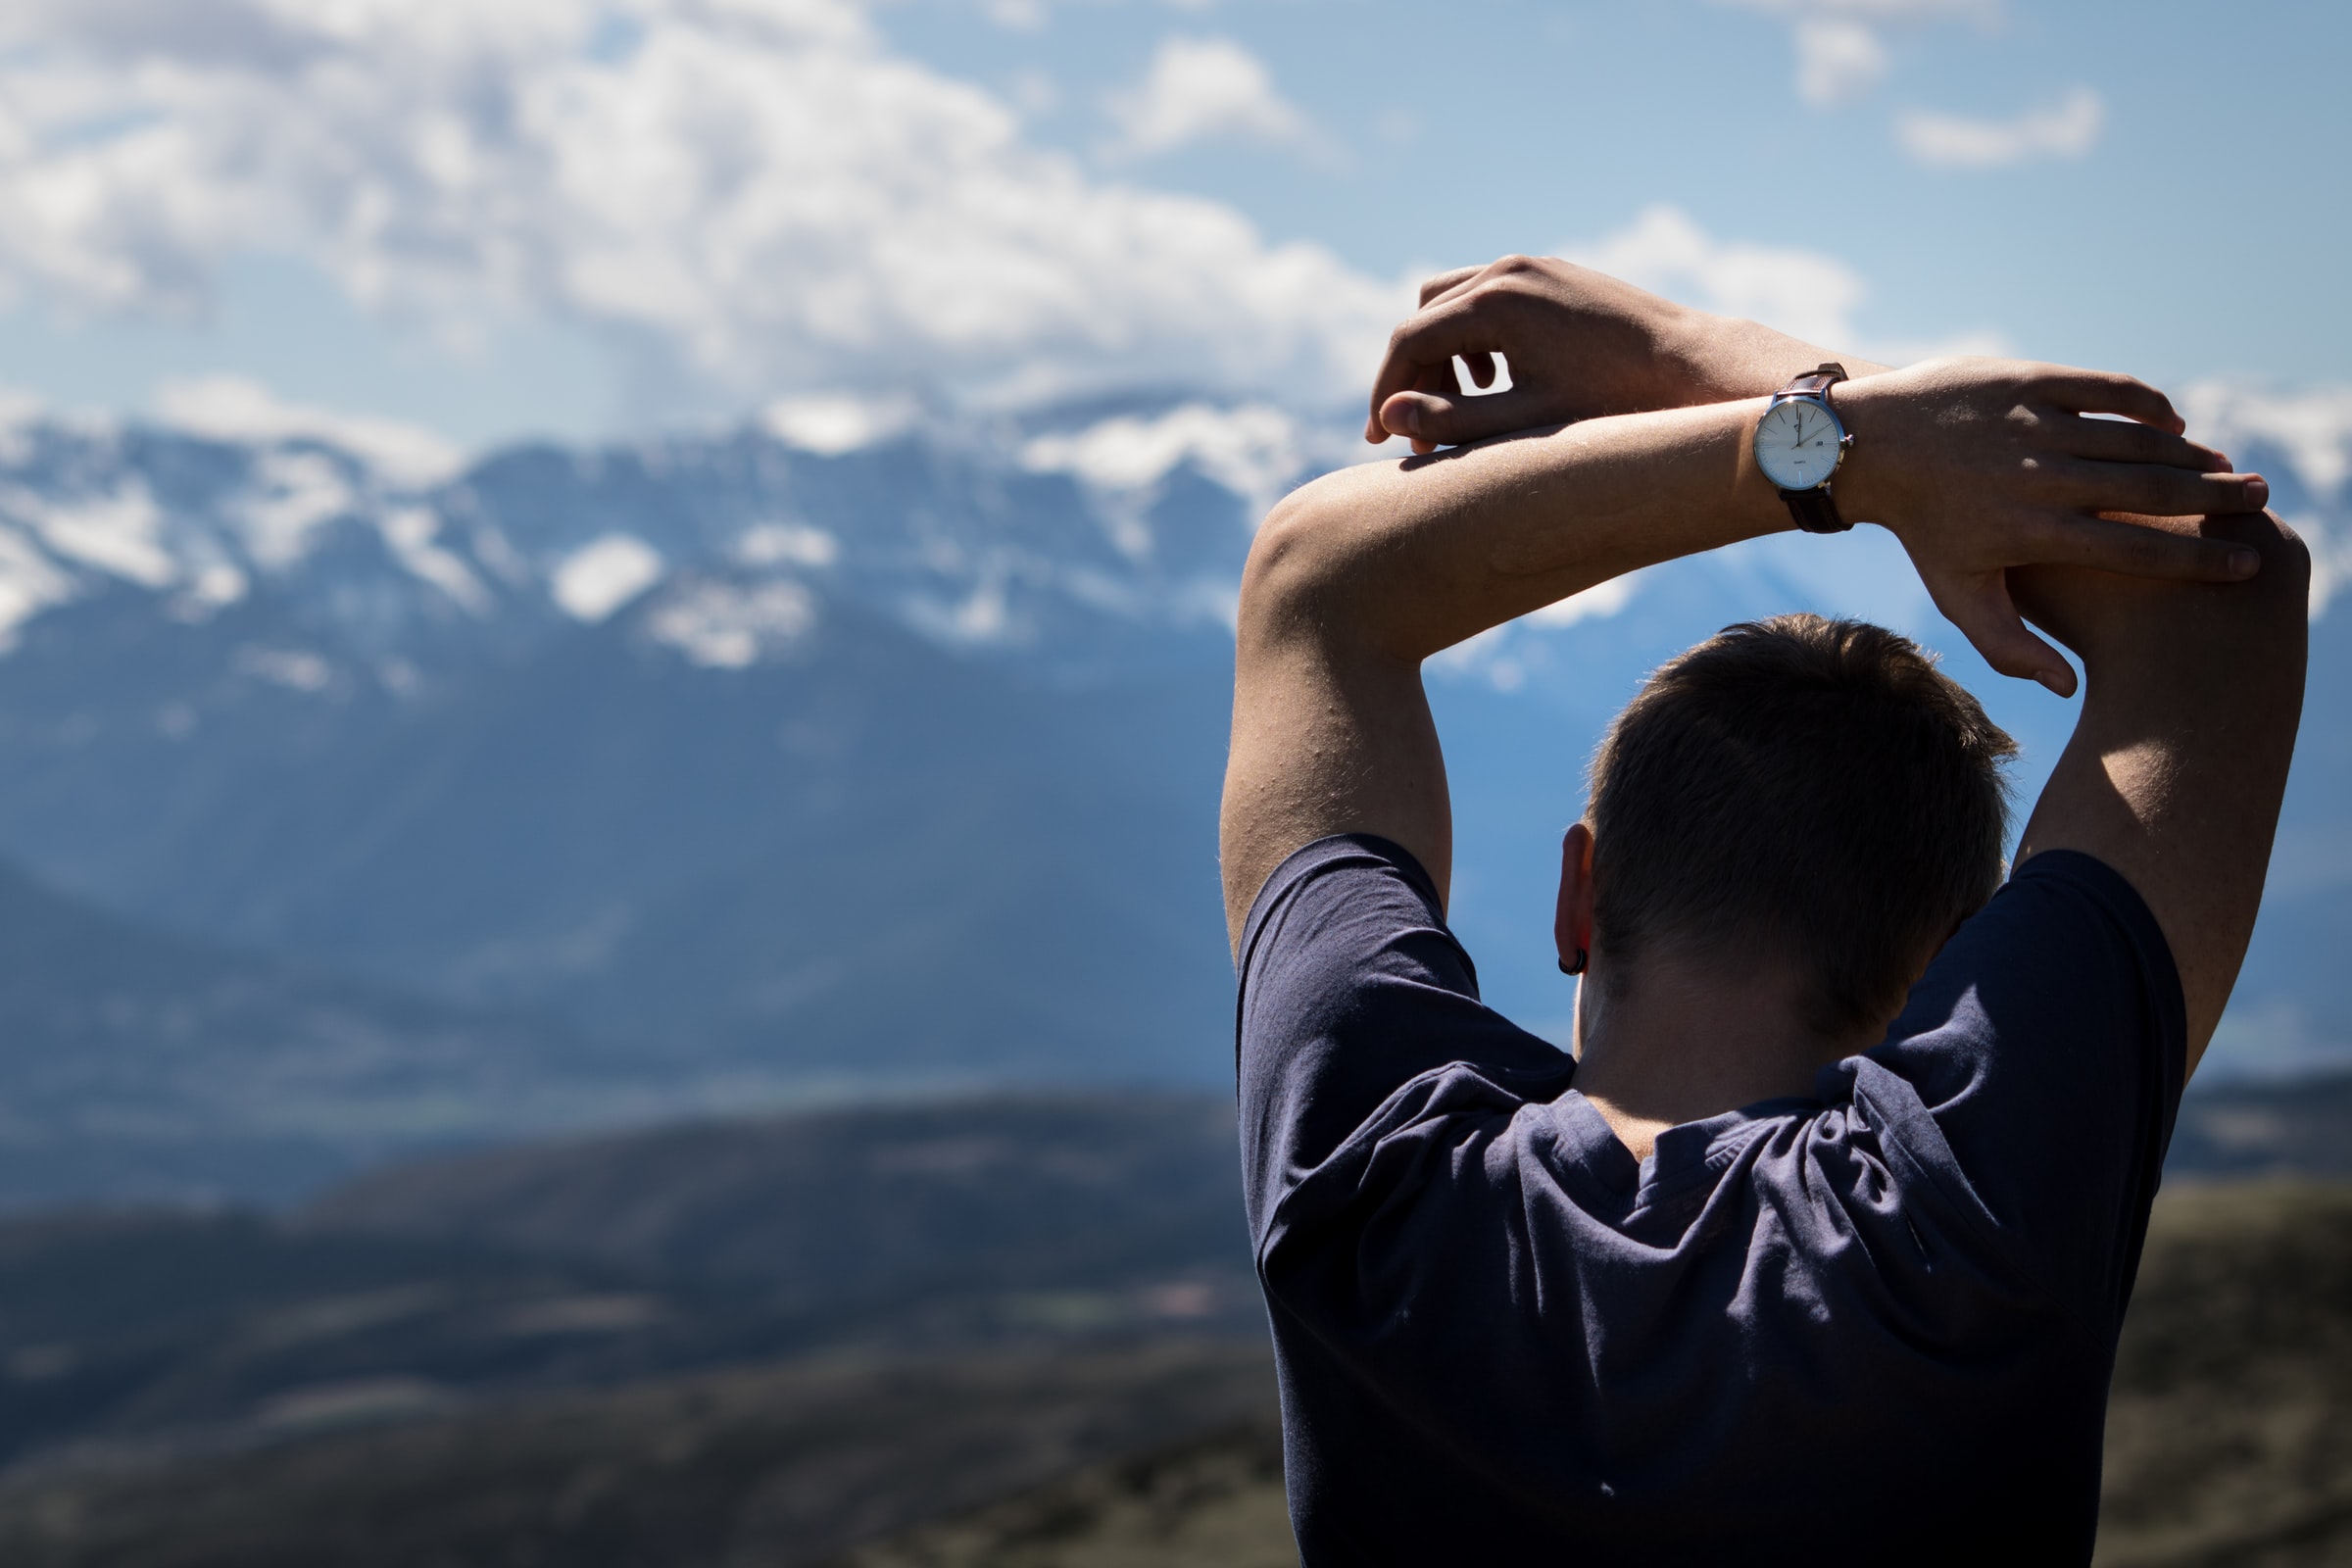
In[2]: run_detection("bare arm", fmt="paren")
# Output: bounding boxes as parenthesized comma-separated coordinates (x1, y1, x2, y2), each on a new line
(1225, 402, 1779, 947)
(2010, 512, 2310, 1072)
(1222, 360, 2268, 949)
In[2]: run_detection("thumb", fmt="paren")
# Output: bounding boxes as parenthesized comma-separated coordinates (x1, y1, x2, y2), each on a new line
(1380, 386, 1566, 449)
(1925, 567, 2078, 697)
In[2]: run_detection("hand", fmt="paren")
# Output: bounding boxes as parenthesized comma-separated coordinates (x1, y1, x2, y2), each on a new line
(1364, 254, 1880, 453)
(1833, 359, 2271, 696)
(1364, 256, 1699, 453)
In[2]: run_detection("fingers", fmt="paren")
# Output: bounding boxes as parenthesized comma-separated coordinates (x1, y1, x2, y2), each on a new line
(1927, 568, 2079, 696)
(2037, 369, 2185, 435)
(1380, 385, 1557, 451)
(2032, 513, 2265, 583)
(1416, 267, 1481, 308)
(2053, 415, 2229, 472)
(2047, 460, 2269, 524)
(1365, 304, 1506, 443)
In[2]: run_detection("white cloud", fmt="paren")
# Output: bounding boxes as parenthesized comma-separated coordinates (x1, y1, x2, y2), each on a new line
(153, 376, 464, 486)
(1554, 206, 2003, 368)
(552, 532, 665, 621)
(1794, 21, 1886, 108)
(2180, 380, 2352, 623)
(1558, 206, 1868, 353)
(2180, 381, 2352, 502)
(1527, 575, 1638, 628)
(1103, 35, 1317, 159)
(0, 1, 1399, 415)
(1896, 87, 2105, 169)
(1716, 0, 1997, 106)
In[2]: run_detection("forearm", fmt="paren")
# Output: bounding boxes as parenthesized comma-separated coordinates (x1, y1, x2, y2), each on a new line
(2011, 512, 2310, 1054)
(1250, 398, 1787, 665)
(1654, 309, 1894, 407)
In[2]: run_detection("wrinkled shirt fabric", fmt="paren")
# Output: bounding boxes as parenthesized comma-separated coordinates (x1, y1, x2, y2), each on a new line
(1236, 835, 2184, 1565)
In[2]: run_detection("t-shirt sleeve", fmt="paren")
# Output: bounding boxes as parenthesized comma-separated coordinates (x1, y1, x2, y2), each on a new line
(1233, 834, 1575, 1247)
(1837, 848, 2188, 1322)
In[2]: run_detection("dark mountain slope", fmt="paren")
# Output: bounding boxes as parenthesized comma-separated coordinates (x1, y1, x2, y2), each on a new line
(0, 856, 607, 1208)
(302, 1093, 1249, 1299)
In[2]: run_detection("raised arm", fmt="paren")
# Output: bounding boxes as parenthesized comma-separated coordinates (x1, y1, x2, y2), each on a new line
(1222, 360, 2269, 949)
(2010, 512, 2309, 1072)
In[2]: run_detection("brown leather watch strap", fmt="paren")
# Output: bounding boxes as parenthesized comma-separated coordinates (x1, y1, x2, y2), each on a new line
(1780, 483, 1847, 533)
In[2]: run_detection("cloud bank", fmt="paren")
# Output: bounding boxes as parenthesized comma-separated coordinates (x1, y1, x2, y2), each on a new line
(0, 0, 1403, 412)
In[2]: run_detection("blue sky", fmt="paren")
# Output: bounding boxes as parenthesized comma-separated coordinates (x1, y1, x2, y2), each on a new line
(0, 0, 2340, 451)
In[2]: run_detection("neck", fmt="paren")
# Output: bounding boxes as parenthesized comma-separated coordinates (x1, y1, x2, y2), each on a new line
(1570, 947, 1867, 1162)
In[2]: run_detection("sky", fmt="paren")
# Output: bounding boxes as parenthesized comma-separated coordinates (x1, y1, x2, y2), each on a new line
(0, 0, 2342, 456)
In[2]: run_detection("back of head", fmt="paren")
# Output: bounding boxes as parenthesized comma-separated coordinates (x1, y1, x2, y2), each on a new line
(1588, 613, 2016, 1039)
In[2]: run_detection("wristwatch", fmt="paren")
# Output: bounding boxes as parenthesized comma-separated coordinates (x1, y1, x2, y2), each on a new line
(1753, 364, 1853, 533)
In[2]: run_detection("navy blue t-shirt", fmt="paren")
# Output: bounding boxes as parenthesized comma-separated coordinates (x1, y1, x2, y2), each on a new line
(1236, 834, 2185, 1564)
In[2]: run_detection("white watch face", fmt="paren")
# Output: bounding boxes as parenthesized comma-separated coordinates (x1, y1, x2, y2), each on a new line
(1755, 398, 1844, 491)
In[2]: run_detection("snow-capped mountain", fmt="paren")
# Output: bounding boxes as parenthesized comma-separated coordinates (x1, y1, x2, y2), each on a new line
(0, 386, 2341, 1205)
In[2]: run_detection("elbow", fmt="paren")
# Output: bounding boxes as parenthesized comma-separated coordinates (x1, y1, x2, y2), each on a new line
(2267, 512, 2314, 611)
(2237, 510, 2313, 623)
(1237, 475, 1350, 644)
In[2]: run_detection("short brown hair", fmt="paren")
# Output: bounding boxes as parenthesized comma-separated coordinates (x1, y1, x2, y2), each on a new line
(1587, 614, 2017, 1037)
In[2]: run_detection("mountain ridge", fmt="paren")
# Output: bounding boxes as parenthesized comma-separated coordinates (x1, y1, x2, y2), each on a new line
(0, 394, 2337, 1205)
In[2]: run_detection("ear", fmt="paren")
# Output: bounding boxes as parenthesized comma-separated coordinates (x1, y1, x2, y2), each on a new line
(1554, 822, 1596, 972)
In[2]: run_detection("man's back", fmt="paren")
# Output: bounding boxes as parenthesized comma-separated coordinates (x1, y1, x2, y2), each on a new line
(1218, 265, 2305, 1559)
(1241, 837, 2181, 1559)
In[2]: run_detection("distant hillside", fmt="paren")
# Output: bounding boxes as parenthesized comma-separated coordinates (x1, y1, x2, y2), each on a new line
(302, 1094, 1249, 1300)
(0, 1341, 1282, 1568)
(2166, 1071, 2352, 1178)
(3, 1182, 2344, 1567)
(0, 857, 626, 1209)
(0, 1094, 1256, 1474)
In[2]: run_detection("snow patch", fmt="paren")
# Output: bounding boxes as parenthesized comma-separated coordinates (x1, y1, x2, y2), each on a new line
(168, 563, 250, 622)
(234, 451, 359, 570)
(0, 526, 75, 649)
(553, 534, 665, 622)
(234, 646, 334, 693)
(735, 522, 840, 568)
(645, 579, 818, 667)
(154, 376, 465, 489)
(762, 395, 917, 457)
(377, 508, 492, 615)
(1020, 403, 1303, 515)
(0, 481, 177, 589)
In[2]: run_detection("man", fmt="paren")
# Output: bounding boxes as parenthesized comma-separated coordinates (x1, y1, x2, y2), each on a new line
(1222, 257, 2307, 1560)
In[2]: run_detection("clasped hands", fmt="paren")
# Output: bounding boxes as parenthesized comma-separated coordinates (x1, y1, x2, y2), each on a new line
(1362, 255, 2269, 697)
